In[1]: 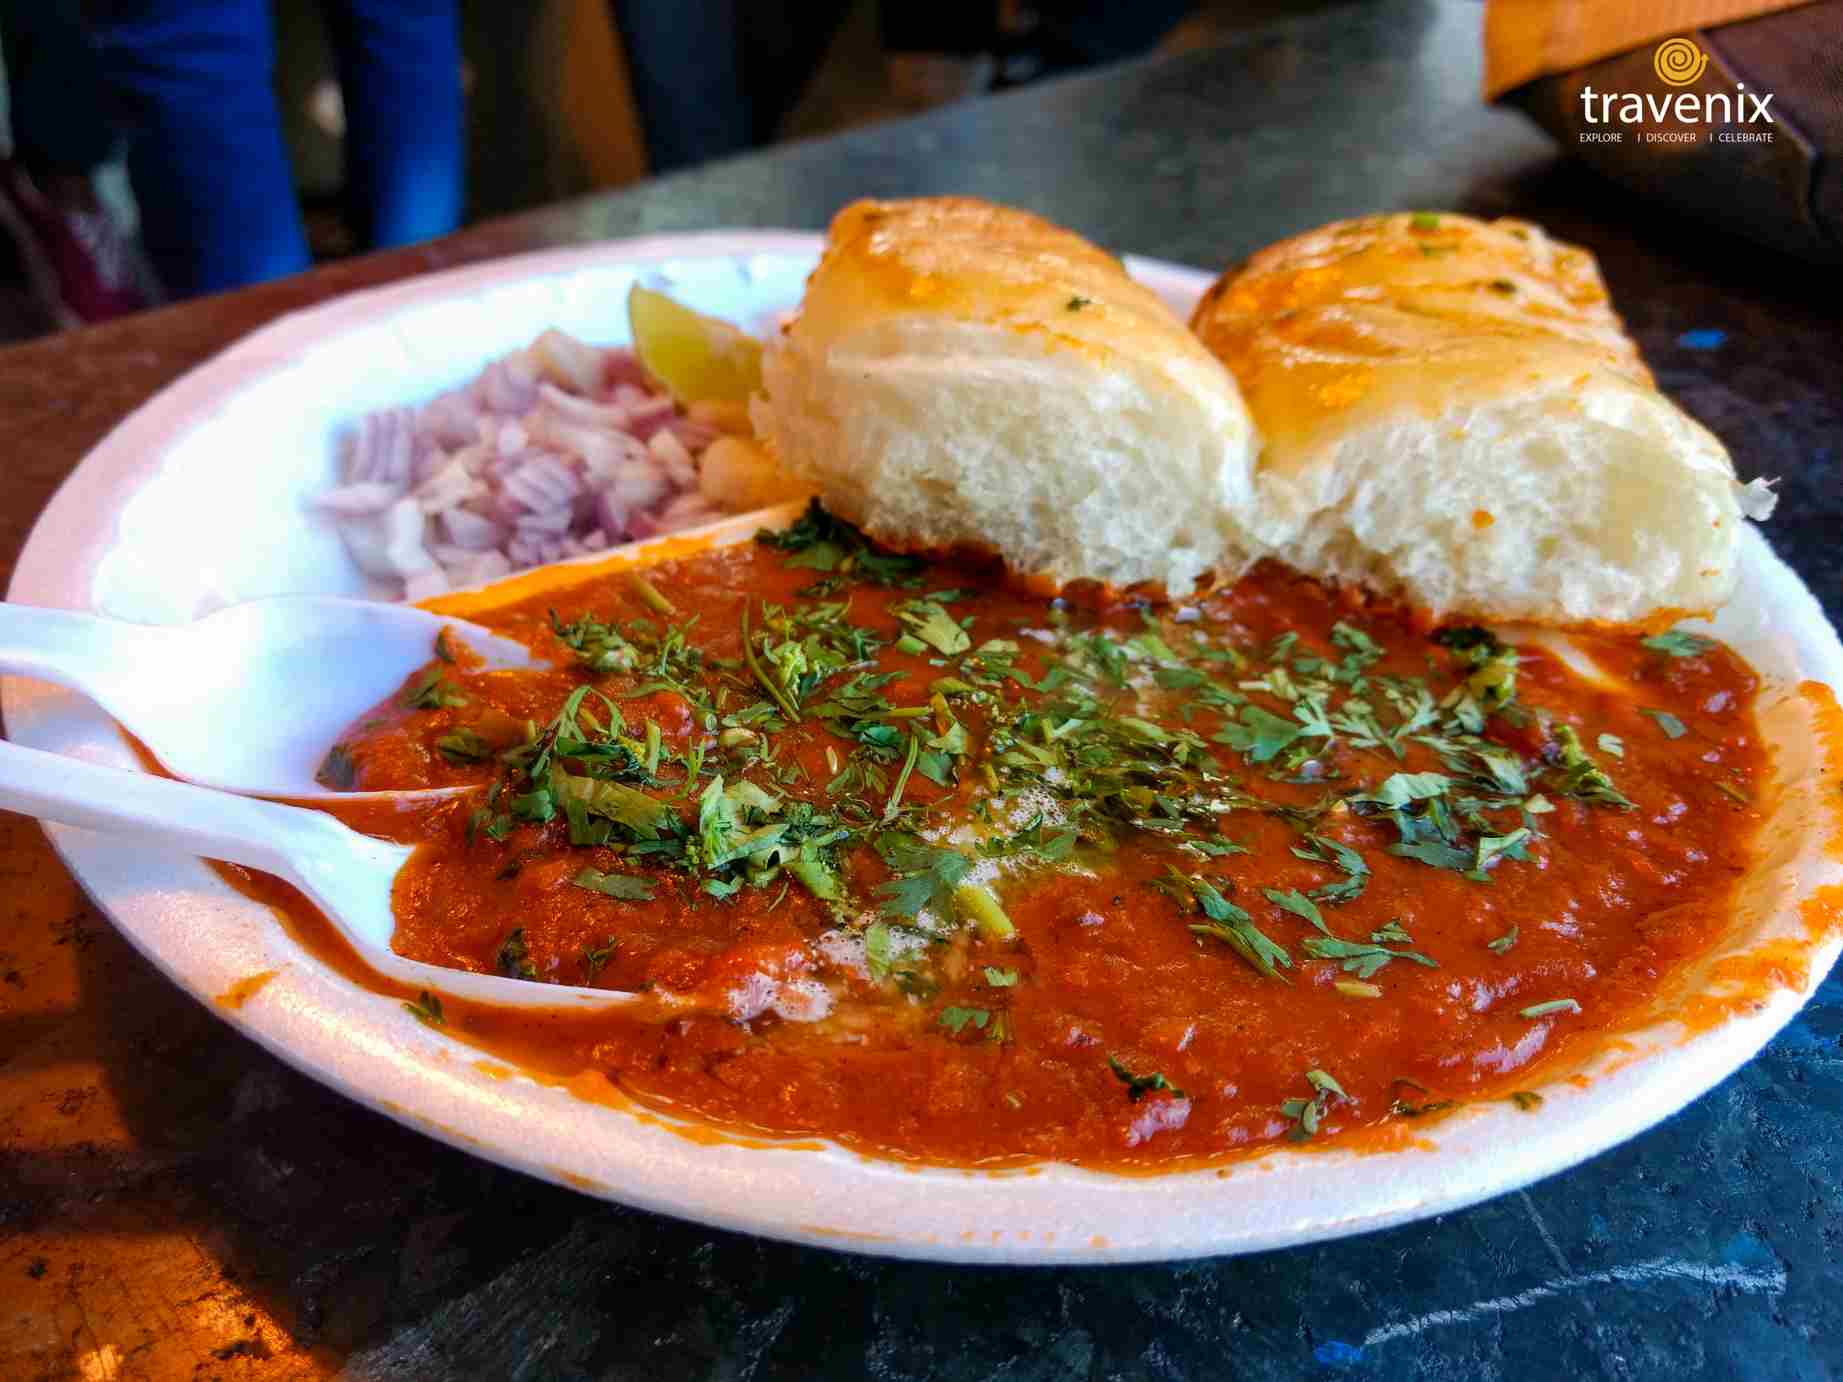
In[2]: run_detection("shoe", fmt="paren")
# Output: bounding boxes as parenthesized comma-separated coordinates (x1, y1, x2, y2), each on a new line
(0, 159, 153, 328)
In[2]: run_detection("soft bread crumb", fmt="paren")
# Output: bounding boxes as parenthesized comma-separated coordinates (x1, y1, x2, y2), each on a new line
(1192, 211, 1760, 623)
(753, 197, 1261, 598)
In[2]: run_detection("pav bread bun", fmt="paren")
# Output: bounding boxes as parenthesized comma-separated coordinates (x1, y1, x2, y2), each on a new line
(752, 197, 1260, 597)
(1191, 212, 1775, 624)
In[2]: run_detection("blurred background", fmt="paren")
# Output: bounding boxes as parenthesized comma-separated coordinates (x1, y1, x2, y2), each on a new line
(4, 0, 1833, 346)
(0, 0, 1346, 344)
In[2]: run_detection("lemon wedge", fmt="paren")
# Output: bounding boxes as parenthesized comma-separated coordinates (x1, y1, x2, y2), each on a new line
(628, 283, 763, 405)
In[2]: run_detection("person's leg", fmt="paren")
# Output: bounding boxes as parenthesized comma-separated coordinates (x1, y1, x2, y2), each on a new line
(607, 0, 752, 173)
(84, 0, 309, 297)
(0, 0, 155, 323)
(3, 0, 120, 178)
(323, 0, 464, 250)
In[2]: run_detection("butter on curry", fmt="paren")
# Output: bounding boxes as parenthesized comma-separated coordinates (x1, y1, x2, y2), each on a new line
(304, 504, 1766, 1168)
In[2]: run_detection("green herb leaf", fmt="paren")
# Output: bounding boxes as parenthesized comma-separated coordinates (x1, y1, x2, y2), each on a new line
(556, 772, 678, 840)
(893, 599, 972, 656)
(1549, 724, 1634, 809)
(863, 920, 896, 983)
(1519, 998, 1581, 1019)
(1263, 886, 1326, 932)
(1352, 772, 1452, 808)
(1108, 1055, 1186, 1102)
(1641, 628, 1715, 658)
(626, 571, 678, 617)
(1302, 931, 1436, 979)
(1486, 924, 1518, 954)
(435, 729, 491, 763)
(984, 966, 1020, 988)
(940, 1006, 990, 1036)
(548, 610, 638, 674)
(403, 670, 469, 710)
(1641, 708, 1689, 739)
(873, 834, 972, 921)
(1292, 834, 1371, 904)
(582, 937, 618, 981)
(1166, 871, 1291, 980)
(1472, 827, 1532, 873)
(404, 991, 445, 1026)
(572, 867, 657, 901)
(1213, 704, 1303, 764)
(1282, 1067, 1346, 1138)
(495, 928, 537, 981)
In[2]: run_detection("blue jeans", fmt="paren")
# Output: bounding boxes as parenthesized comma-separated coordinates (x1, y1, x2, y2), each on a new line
(84, 0, 464, 298)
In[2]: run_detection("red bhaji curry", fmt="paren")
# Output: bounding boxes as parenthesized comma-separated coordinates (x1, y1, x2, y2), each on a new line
(300, 504, 1766, 1168)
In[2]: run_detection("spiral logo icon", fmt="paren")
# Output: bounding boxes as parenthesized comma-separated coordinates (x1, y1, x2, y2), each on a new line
(1654, 38, 1709, 87)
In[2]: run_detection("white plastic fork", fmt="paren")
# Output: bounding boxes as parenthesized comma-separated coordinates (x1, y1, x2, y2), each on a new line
(0, 738, 635, 1009)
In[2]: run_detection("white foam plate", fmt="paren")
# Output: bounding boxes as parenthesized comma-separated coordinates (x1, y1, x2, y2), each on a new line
(7, 232, 1841, 1263)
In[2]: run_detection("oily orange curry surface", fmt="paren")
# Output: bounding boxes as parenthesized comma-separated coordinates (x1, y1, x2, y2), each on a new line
(300, 505, 1766, 1168)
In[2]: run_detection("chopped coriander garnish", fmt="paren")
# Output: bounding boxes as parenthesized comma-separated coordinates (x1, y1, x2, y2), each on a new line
(1352, 772, 1452, 808)
(757, 500, 924, 586)
(627, 571, 678, 617)
(1410, 211, 1442, 231)
(1390, 1084, 1458, 1118)
(1067, 295, 1093, 311)
(582, 937, 618, 981)
(435, 729, 491, 763)
(1293, 834, 1370, 904)
(984, 966, 1019, 988)
(881, 733, 921, 824)
(403, 670, 468, 710)
(1519, 998, 1581, 1019)
(1213, 704, 1303, 763)
(874, 835, 972, 923)
(1161, 870, 1292, 980)
(940, 1006, 990, 1036)
(1641, 708, 1688, 739)
(1508, 1090, 1545, 1112)
(740, 601, 803, 722)
(893, 599, 971, 656)
(1549, 724, 1634, 809)
(1281, 1068, 1346, 1138)
(1641, 628, 1715, 658)
(1108, 1055, 1185, 1102)
(404, 990, 445, 1026)
(1486, 924, 1518, 954)
(573, 867, 657, 901)
(1262, 886, 1324, 930)
(1472, 827, 1532, 873)
(548, 610, 638, 674)
(495, 928, 537, 981)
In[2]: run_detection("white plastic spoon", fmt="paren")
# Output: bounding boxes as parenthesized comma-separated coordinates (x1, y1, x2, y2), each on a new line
(0, 597, 538, 797)
(0, 739, 634, 1009)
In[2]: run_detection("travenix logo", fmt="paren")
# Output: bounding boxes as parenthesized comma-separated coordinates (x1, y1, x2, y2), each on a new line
(1653, 38, 1709, 87)
(1578, 38, 1776, 146)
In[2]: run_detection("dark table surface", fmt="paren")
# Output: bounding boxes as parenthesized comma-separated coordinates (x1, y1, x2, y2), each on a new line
(3, 1, 1841, 1377)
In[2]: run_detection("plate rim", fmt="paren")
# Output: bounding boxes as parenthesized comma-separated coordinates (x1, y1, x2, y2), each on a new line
(7, 229, 1841, 1265)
